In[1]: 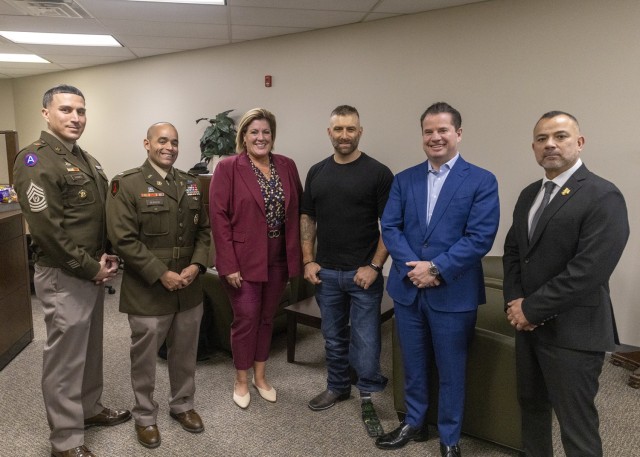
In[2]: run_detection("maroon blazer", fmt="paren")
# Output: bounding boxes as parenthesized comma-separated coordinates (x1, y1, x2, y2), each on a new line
(209, 152, 302, 282)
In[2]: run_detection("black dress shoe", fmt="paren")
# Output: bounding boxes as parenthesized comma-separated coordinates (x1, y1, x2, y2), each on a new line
(375, 422, 429, 450)
(440, 442, 461, 457)
(308, 389, 350, 411)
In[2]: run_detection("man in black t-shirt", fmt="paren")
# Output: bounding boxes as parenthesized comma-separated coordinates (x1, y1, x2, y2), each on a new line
(300, 105, 393, 438)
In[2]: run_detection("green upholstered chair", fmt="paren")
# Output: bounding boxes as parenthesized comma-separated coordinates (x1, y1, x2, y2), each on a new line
(391, 255, 523, 451)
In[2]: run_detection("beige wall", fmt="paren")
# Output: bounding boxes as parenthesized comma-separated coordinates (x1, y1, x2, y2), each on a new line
(7, 0, 640, 345)
(0, 79, 16, 183)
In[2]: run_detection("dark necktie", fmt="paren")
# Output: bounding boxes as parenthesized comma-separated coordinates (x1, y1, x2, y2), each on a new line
(166, 171, 177, 193)
(529, 181, 555, 240)
(72, 144, 89, 168)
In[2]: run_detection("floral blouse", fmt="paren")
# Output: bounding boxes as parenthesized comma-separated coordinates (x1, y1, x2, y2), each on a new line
(249, 155, 285, 229)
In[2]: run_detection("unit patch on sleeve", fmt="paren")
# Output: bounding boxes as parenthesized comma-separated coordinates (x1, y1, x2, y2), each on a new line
(111, 180, 120, 197)
(26, 181, 47, 212)
(24, 153, 38, 167)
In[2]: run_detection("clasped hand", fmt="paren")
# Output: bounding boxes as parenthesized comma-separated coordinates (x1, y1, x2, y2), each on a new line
(92, 253, 119, 285)
(161, 264, 199, 292)
(406, 260, 440, 288)
(506, 298, 537, 331)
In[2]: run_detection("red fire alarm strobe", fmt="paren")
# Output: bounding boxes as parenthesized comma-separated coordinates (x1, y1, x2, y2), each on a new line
(265, 75, 272, 87)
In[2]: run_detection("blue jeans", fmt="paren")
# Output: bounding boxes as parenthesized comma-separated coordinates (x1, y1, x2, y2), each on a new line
(315, 268, 388, 394)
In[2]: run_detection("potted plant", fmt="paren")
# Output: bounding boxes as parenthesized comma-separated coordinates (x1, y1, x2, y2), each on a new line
(196, 109, 237, 172)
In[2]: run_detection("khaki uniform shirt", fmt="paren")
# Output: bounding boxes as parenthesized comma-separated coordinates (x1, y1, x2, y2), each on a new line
(13, 131, 108, 280)
(106, 159, 211, 316)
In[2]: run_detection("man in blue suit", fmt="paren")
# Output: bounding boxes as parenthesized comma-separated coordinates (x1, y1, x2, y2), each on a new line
(377, 102, 499, 457)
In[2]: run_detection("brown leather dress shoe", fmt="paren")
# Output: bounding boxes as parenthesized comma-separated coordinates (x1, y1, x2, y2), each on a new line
(51, 445, 95, 457)
(170, 409, 204, 433)
(135, 424, 161, 449)
(84, 407, 132, 429)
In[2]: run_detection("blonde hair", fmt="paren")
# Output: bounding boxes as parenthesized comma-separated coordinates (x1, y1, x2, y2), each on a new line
(236, 108, 277, 153)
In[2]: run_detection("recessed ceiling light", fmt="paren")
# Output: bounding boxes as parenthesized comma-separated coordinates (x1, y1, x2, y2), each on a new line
(0, 31, 121, 47)
(0, 53, 49, 63)
(127, 0, 226, 4)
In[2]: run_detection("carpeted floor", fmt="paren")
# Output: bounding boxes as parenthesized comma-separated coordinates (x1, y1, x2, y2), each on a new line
(1, 275, 639, 456)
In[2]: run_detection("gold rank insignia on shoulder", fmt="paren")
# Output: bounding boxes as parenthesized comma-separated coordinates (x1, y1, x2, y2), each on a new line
(561, 187, 571, 196)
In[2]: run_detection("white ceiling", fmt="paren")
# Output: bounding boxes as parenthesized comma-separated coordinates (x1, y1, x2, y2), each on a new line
(0, 0, 487, 79)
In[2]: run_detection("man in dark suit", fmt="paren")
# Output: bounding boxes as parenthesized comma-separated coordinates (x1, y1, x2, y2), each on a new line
(379, 102, 499, 457)
(503, 111, 629, 457)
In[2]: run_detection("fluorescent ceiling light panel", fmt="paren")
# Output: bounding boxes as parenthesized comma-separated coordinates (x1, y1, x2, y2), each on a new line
(0, 53, 49, 63)
(0, 31, 121, 47)
(127, 0, 225, 4)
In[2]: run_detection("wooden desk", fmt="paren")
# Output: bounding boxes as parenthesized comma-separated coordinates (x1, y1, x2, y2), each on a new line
(0, 209, 33, 370)
(283, 292, 394, 363)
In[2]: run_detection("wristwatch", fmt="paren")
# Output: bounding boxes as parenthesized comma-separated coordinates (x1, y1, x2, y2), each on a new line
(428, 261, 440, 277)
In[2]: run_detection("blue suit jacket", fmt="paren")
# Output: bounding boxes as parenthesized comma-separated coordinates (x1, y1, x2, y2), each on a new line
(381, 156, 500, 310)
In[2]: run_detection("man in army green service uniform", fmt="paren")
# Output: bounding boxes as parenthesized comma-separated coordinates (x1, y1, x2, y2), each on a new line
(106, 122, 211, 449)
(13, 84, 131, 457)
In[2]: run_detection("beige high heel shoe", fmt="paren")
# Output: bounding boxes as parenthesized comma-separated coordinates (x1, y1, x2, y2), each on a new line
(233, 381, 250, 409)
(252, 376, 276, 402)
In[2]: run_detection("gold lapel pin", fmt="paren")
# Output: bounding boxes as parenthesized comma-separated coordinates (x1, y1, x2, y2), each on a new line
(561, 188, 571, 196)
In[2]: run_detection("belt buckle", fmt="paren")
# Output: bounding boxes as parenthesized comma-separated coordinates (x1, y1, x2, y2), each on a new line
(268, 229, 280, 238)
(172, 247, 180, 259)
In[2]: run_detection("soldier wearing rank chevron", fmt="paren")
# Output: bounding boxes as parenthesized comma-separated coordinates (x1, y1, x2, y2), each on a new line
(106, 122, 211, 449)
(13, 84, 131, 457)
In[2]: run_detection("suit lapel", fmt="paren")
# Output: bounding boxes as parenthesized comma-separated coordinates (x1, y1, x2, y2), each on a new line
(527, 165, 588, 251)
(272, 155, 291, 213)
(411, 162, 429, 236)
(516, 182, 540, 250)
(425, 157, 469, 238)
(80, 149, 106, 202)
(237, 153, 266, 216)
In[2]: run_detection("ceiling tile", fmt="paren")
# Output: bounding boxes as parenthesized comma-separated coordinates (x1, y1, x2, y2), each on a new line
(79, 0, 228, 23)
(230, 6, 365, 28)
(100, 19, 229, 40)
(229, 0, 378, 12)
(0, 15, 109, 34)
(116, 34, 226, 50)
(231, 25, 309, 41)
(374, 0, 487, 14)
